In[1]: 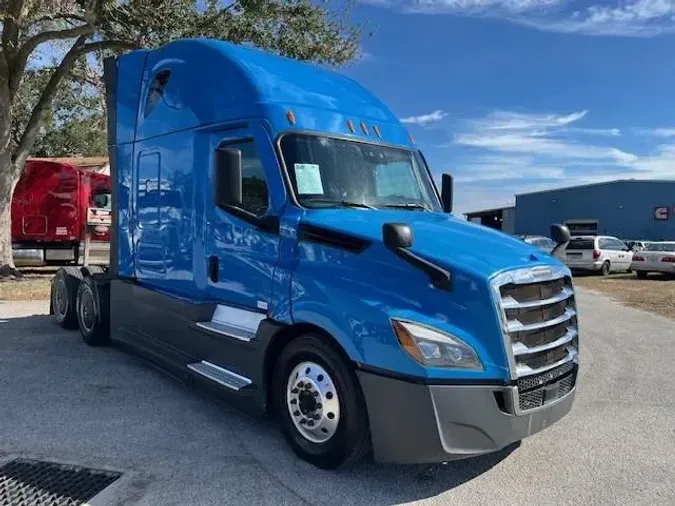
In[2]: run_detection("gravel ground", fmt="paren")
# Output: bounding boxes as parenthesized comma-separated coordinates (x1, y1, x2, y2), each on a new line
(0, 290, 674, 506)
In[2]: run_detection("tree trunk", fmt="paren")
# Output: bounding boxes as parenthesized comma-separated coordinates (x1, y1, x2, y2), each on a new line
(0, 150, 20, 277)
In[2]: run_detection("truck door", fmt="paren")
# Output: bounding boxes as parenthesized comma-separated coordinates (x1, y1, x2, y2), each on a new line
(134, 151, 166, 279)
(204, 123, 282, 314)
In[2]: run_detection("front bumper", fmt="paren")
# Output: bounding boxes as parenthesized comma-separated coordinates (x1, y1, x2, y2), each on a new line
(357, 370, 576, 464)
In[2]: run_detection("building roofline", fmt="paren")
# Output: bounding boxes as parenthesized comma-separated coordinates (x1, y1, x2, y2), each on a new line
(464, 205, 515, 217)
(515, 178, 675, 197)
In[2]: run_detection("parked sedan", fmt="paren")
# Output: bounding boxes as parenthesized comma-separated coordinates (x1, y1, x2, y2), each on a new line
(630, 242, 675, 278)
(626, 240, 651, 252)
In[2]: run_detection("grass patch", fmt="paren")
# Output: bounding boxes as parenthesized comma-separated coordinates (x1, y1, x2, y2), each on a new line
(0, 269, 54, 301)
(573, 272, 675, 320)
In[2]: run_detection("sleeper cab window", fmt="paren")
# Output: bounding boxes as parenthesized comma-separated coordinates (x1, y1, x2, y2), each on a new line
(219, 140, 270, 217)
(144, 70, 171, 117)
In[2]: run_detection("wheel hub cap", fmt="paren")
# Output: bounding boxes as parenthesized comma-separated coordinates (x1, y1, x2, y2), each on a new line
(79, 288, 95, 331)
(286, 361, 340, 443)
(55, 281, 68, 318)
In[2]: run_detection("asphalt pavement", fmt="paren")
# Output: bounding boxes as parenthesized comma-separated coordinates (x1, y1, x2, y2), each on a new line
(0, 290, 673, 505)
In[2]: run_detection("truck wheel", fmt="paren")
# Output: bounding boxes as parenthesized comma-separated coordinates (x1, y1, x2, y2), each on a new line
(51, 267, 83, 329)
(273, 335, 370, 469)
(600, 261, 611, 276)
(76, 276, 110, 346)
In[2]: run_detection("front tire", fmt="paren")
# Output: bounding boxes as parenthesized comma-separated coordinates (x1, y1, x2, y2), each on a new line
(273, 335, 370, 469)
(600, 261, 611, 276)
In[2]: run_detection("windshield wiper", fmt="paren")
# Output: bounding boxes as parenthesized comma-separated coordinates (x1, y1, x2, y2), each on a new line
(306, 199, 376, 210)
(382, 203, 431, 211)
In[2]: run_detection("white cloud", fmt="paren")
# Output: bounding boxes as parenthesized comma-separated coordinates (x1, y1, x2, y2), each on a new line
(564, 127, 622, 137)
(451, 110, 632, 163)
(370, 0, 675, 37)
(400, 109, 448, 125)
(452, 155, 567, 183)
(445, 108, 675, 214)
(442, 107, 675, 213)
(635, 127, 675, 137)
(470, 110, 588, 131)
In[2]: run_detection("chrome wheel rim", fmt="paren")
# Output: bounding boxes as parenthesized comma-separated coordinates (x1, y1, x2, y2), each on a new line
(54, 280, 68, 320)
(286, 361, 340, 443)
(78, 286, 96, 333)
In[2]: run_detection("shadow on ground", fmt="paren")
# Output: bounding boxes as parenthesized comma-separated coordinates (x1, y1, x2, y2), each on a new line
(1, 312, 518, 506)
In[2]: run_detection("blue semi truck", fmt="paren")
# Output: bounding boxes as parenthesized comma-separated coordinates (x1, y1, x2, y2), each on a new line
(50, 39, 578, 469)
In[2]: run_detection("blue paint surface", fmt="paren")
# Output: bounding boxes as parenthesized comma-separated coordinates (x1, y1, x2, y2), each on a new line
(111, 38, 565, 380)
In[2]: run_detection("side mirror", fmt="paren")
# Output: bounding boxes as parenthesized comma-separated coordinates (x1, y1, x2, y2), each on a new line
(383, 223, 413, 249)
(441, 173, 453, 213)
(214, 147, 242, 208)
(550, 223, 571, 257)
(550, 223, 571, 245)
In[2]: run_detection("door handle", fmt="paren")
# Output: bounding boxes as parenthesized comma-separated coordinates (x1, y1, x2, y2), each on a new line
(208, 256, 219, 282)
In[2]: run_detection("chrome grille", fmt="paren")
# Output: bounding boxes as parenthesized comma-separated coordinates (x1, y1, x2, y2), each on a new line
(491, 265, 579, 412)
(517, 361, 574, 392)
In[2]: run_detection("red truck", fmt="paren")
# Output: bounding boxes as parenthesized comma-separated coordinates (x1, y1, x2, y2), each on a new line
(11, 159, 111, 266)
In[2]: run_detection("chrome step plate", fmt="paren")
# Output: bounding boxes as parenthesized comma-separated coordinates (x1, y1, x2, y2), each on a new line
(187, 361, 252, 391)
(195, 304, 265, 342)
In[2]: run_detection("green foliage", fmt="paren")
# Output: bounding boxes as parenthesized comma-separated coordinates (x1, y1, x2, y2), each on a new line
(97, 0, 363, 66)
(4, 0, 366, 159)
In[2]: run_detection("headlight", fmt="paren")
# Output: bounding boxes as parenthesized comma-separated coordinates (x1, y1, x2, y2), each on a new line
(392, 319, 483, 370)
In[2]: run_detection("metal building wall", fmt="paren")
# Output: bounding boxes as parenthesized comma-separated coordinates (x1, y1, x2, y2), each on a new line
(502, 207, 516, 234)
(515, 180, 675, 241)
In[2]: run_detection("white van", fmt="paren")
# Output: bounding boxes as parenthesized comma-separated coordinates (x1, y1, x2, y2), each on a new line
(562, 235, 633, 275)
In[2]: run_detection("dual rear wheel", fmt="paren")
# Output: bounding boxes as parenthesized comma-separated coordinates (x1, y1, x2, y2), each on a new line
(51, 267, 110, 346)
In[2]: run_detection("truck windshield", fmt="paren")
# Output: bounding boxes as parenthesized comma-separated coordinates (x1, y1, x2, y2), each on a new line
(93, 192, 112, 209)
(280, 134, 441, 211)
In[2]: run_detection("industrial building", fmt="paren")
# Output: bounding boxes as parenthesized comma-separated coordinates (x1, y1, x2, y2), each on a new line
(465, 179, 675, 241)
(464, 206, 515, 234)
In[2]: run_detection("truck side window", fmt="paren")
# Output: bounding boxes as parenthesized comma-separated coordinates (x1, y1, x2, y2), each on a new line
(144, 70, 171, 117)
(222, 140, 269, 216)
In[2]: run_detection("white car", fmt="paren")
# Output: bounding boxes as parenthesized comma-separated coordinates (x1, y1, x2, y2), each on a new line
(562, 235, 633, 276)
(630, 242, 675, 278)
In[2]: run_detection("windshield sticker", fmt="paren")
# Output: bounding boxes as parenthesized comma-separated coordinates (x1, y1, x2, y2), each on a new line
(294, 163, 324, 195)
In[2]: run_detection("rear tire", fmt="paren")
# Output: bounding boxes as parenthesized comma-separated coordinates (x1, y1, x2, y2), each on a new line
(636, 271, 648, 279)
(600, 261, 611, 276)
(273, 335, 370, 469)
(51, 267, 83, 329)
(76, 276, 111, 346)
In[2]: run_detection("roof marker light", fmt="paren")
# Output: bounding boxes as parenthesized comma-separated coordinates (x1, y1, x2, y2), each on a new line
(286, 110, 296, 125)
(347, 120, 355, 133)
(360, 121, 369, 135)
(373, 125, 381, 138)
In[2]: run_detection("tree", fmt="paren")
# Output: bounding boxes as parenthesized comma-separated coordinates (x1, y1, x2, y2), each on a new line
(0, 0, 364, 275)
(15, 62, 107, 158)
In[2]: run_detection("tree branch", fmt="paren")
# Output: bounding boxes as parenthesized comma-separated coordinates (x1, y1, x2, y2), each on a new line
(1, 0, 25, 58)
(11, 34, 88, 168)
(16, 23, 96, 69)
(11, 37, 138, 168)
(29, 13, 88, 26)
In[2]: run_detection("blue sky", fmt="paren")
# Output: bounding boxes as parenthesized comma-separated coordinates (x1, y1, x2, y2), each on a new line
(342, 0, 675, 215)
